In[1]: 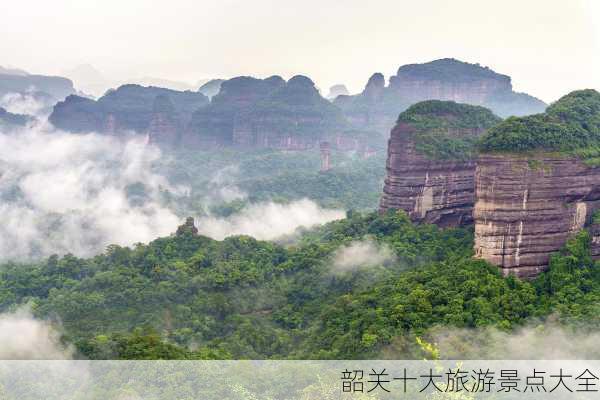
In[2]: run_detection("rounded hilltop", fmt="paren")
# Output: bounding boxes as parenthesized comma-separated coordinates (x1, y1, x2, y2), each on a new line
(394, 57, 510, 84)
(479, 89, 600, 154)
(394, 100, 501, 160)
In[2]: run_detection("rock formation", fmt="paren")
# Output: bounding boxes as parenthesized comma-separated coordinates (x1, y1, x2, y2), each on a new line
(474, 89, 600, 278)
(334, 73, 391, 137)
(380, 100, 501, 227)
(335, 59, 546, 143)
(147, 95, 180, 146)
(186, 76, 285, 147)
(188, 75, 348, 149)
(49, 84, 209, 145)
(176, 217, 198, 236)
(0, 68, 76, 115)
(474, 153, 600, 278)
(0, 70, 75, 101)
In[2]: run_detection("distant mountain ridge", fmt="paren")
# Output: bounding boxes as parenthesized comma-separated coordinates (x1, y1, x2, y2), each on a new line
(49, 84, 209, 146)
(46, 58, 548, 150)
(334, 58, 546, 137)
(0, 69, 76, 101)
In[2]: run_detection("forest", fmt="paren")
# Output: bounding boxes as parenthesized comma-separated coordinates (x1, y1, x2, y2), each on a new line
(2, 208, 600, 360)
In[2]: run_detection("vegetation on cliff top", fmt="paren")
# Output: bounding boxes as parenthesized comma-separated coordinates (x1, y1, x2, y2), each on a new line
(395, 58, 510, 84)
(396, 100, 501, 160)
(479, 89, 600, 154)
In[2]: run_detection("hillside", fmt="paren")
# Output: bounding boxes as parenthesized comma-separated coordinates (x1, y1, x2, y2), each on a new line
(479, 89, 600, 155)
(2, 210, 600, 359)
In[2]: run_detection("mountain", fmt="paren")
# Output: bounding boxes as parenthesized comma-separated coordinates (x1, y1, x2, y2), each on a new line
(474, 89, 600, 278)
(49, 84, 209, 145)
(335, 58, 547, 137)
(187, 75, 349, 149)
(0, 69, 75, 102)
(379, 100, 501, 226)
(238, 75, 348, 149)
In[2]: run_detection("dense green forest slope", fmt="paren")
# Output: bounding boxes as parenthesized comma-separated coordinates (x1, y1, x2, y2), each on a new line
(1, 211, 599, 359)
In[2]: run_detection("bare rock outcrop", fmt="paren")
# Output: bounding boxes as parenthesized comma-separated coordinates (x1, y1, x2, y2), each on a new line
(474, 154, 600, 278)
(379, 100, 500, 226)
(474, 89, 600, 278)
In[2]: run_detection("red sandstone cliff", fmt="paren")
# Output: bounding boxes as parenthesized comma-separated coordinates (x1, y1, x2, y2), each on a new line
(473, 154, 600, 278)
(379, 100, 500, 227)
(379, 122, 479, 227)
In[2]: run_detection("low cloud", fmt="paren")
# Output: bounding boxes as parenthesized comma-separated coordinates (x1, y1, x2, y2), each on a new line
(0, 123, 183, 260)
(430, 318, 600, 359)
(0, 308, 73, 359)
(331, 239, 396, 273)
(206, 165, 247, 205)
(196, 198, 344, 240)
(0, 91, 50, 116)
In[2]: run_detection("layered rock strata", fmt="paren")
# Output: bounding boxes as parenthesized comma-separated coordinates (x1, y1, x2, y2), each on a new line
(474, 154, 600, 278)
(379, 100, 500, 227)
(474, 89, 600, 278)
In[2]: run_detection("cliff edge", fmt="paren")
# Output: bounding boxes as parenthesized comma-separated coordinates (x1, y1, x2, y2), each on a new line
(380, 100, 501, 226)
(474, 89, 600, 278)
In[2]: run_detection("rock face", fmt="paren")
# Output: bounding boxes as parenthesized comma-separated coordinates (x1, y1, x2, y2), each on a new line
(49, 84, 209, 145)
(147, 95, 180, 146)
(474, 89, 600, 278)
(335, 58, 546, 142)
(379, 100, 501, 226)
(188, 75, 348, 149)
(176, 217, 199, 236)
(474, 154, 600, 278)
(187, 76, 285, 147)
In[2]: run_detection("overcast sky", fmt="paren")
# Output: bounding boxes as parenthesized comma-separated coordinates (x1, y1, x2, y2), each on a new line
(1, 0, 598, 102)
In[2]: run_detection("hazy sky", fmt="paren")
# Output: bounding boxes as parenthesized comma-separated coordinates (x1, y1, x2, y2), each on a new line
(1, 0, 598, 102)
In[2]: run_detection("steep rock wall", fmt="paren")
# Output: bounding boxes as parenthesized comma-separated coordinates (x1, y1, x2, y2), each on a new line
(379, 122, 477, 226)
(473, 154, 600, 278)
